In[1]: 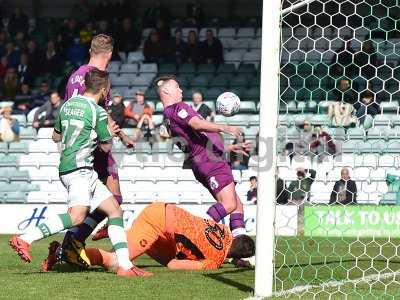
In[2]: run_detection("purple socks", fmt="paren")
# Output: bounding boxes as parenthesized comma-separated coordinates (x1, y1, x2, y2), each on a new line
(230, 213, 246, 237)
(207, 203, 228, 222)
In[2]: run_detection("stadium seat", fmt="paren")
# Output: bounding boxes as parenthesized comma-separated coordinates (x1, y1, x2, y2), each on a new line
(134, 143, 152, 154)
(230, 75, 249, 88)
(9, 141, 29, 154)
(19, 153, 59, 168)
(190, 75, 209, 88)
(243, 87, 260, 101)
(181, 27, 197, 39)
(240, 101, 257, 113)
(248, 114, 260, 126)
(204, 87, 224, 100)
(199, 28, 217, 39)
(19, 127, 37, 140)
(107, 62, 120, 74)
(8, 170, 30, 182)
(224, 51, 244, 68)
(178, 63, 196, 75)
(246, 126, 259, 138)
(29, 140, 60, 153)
(152, 142, 174, 154)
(140, 63, 158, 74)
(111, 76, 130, 87)
(127, 51, 144, 63)
(159, 63, 176, 74)
(120, 63, 139, 74)
(37, 127, 54, 139)
(209, 74, 230, 88)
(204, 101, 216, 112)
(226, 114, 249, 126)
(373, 115, 391, 127)
(12, 115, 27, 127)
(214, 115, 227, 124)
(237, 63, 256, 75)
(130, 74, 154, 87)
(381, 101, 399, 113)
(347, 128, 365, 140)
(3, 192, 28, 203)
(218, 27, 236, 38)
(155, 102, 164, 113)
(237, 27, 255, 38)
(197, 64, 215, 75)
(216, 63, 236, 75)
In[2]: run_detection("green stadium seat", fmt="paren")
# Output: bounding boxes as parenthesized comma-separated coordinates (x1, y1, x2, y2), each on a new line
(209, 74, 230, 88)
(248, 114, 260, 126)
(305, 100, 318, 113)
(204, 87, 224, 101)
(348, 128, 365, 140)
(190, 75, 209, 87)
(296, 101, 306, 113)
(318, 101, 330, 114)
(197, 64, 216, 74)
(237, 63, 256, 74)
(9, 170, 30, 182)
(380, 101, 399, 113)
(11, 115, 27, 127)
(178, 63, 196, 75)
(312, 89, 327, 102)
(19, 127, 37, 140)
(135, 143, 152, 154)
(310, 115, 330, 126)
(248, 75, 260, 88)
(240, 101, 257, 113)
(158, 63, 176, 74)
(216, 64, 236, 74)
(373, 115, 391, 127)
(230, 75, 249, 88)
(8, 142, 29, 154)
(176, 76, 189, 88)
(0, 142, 8, 154)
(385, 141, 400, 153)
(341, 140, 361, 153)
(286, 126, 300, 140)
(226, 115, 249, 126)
(152, 142, 173, 153)
(278, 115, 293, 127)
(367, 127, 383, 140)
(4, 192, 27, 203)
(0, 154, 17, 167)
(243, 87, 260, 101)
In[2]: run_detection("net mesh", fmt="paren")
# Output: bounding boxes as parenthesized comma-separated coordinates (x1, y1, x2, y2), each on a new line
(275, 0, 400, 297)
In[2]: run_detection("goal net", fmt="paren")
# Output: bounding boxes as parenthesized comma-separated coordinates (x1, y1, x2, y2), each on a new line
(270, 0, 400, 298)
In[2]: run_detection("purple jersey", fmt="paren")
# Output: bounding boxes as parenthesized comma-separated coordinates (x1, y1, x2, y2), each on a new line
(164, 102, 233, 198)
(64, 64, 117, 181)
(65, 64, 112, 108)
(164, 102, 225, 164)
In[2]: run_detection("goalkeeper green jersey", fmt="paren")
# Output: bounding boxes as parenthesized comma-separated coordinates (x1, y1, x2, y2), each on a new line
(54, 95, 112, 174)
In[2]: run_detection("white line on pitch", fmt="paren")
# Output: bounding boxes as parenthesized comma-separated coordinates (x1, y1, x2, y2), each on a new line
(273, 271, 400, 297)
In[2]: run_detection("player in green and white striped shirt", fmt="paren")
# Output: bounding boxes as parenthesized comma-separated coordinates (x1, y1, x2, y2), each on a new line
(9, 68, 151, 277)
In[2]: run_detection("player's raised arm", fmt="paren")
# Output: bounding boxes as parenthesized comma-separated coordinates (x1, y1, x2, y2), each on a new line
(188, 116, 243, 139)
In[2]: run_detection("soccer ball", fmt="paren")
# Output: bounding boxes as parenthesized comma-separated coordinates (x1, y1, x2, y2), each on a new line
(216, 92, 241, 117)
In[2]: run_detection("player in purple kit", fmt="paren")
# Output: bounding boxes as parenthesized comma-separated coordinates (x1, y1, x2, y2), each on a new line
(43, 34, 134, 270)
(155, 75, 251, 238)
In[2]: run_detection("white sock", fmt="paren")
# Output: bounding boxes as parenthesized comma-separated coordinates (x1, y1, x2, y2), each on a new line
(108, 218, 133, 270)
(232, 227, 247, 238)
(20, 213, 72, 245)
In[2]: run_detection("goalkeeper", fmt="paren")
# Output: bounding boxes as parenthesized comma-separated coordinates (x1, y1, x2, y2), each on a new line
(44, 202, 255, 271)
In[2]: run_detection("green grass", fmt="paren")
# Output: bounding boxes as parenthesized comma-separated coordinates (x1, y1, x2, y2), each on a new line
(3, 235, 400, 299)
(1, 235, 255, 300)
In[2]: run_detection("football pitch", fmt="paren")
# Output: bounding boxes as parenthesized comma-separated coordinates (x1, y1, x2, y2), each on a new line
(2, 235, 400, 300)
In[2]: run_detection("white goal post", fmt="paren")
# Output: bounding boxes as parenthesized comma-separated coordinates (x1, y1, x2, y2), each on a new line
(254, 0, 281, 297)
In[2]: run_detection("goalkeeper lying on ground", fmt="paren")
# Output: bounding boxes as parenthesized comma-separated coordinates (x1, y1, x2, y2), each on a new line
(43, 202, 255, 272)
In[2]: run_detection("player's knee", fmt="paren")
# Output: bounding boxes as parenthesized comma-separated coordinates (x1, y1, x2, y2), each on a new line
(69, 211, 87, 226)
(223, 201, 237, 214)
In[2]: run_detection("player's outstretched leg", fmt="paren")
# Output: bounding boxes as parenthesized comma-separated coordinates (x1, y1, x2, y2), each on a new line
(208, 182, 247, 237)
(9, 212, 76, 263)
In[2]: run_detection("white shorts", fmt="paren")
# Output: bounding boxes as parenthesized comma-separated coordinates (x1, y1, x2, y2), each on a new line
(60, 168, 112, 213)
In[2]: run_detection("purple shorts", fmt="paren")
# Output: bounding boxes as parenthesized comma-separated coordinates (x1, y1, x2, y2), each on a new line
(192, 160, 234, 200)
(93, 147, 119, 182)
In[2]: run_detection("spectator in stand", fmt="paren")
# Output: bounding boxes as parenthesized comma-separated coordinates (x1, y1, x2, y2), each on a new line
(0, 56, 7, 79)
(59, 18, 79, 50)
(276, 177, 289, 204)
(4, 41, 20, 67)
(67, 38, 87, 66)
(42, 40, 60, 75)
(156, 18, 171, 43)
(0, 30, 8, 54)
(168, 29, 187, 65)
(26, 40, 41, 76)
(33, 81, 51, 107)
(328, 101, 357, 127)
(124, 90, 154, 140)
(354, 90, 380, 126)
(80, 22, 95, 46)
(309, 126, 337, 161)
(32, 91, 62, 129)
(285, 120, 314, 158)
(17, 52, 33, 85)
(247, 176, 257, 204)
(230, 134, 249, 170)
(1, 67, 17, 100)
(14, 31, 25, 50)
(186, 30, 202, 64)
(191, 91, 213, 120)
(330, 167, 357, 205)
(201, 29, 223, 65)
(331, 78, 358, 104)
(115, 17, 141, 55)
(143, 0, 171, 27)
(0, 15, 10, 35)
(96, 20, 112, 36)
(0, 105, 19, 142)
(186, 2, 205, 28)
(143, 30, 167, 63)
(108, 92, 126, 128)
(9, 7, 28, 36)
(330, 38, 356, 78)
(288, 167, 316, 204)
(13, 83, 32, 114)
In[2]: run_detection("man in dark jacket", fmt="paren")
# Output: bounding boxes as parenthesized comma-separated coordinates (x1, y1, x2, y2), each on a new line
(330, 167, 357, 205)
(201, 29, 223, 65)
(108, 92, 126, 128)
(32, 91, 62, 128)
